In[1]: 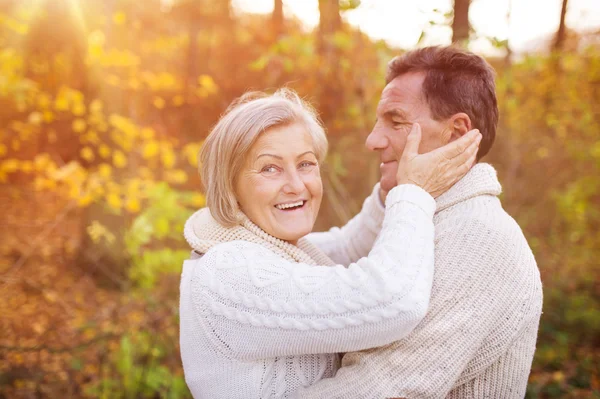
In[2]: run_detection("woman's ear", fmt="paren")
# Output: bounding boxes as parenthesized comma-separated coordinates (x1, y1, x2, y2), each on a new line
(449, 113, 472, 142)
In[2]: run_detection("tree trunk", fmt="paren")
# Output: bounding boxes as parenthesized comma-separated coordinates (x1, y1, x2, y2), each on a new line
(272, 0, 284, 37)
(553, 0, 569, 51)
(318, 0, 341, 52)
(451, 0, 470, 44)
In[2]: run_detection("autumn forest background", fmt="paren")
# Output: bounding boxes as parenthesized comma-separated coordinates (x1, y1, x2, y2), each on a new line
(0, 0, 599, 397)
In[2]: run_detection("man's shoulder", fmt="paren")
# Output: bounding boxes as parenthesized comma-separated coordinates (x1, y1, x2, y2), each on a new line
(435, 195, 538, 275)
(436, 194, 522, 237)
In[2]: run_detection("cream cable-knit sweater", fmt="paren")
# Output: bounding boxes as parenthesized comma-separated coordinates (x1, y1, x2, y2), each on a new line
(299, 163, 544, 399)
(179, 184, 435, 398)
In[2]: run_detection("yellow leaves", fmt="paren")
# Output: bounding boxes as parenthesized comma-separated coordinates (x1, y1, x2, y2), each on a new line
(88, 30, 106, 47)
(197, 74, 218, 97)
(37, 93, 52, 109)
(72, 119, 87, 133)
(183, 142, 202, 166)
(172, 95, 185, 106)
(33, 153, 54, 171)
(33, 176, 52, 191)
(107, 193, 122, 210)
(43, 111, 54, 123)
(0, 13, 29, 35)
(189, 193, 206, 208)
(536, 147, 549, 159)
(153, 96, 166, 109)
(72, 103, 86, 116)
(125, 198, 141, 213)
(83, 130, 100, 145)
(164, 169, 188, 185)
(20, 160, 33, 172)
(106, 74, 120, 86)
(141, 128, 155, 140)
(113, 11, 127, 25)
(161, 147, 176, 168)
(140, 71, 179, 91)
(142, 141, 159, 159)
(80, 147, 95, 162)
(128, 78, 141, 90)
(78, 193, 93, 207)
(0, 143, 6, 157)
(112, 150, 127, 168)
(1, 158, 20, 173)
(54, 95, 70, 111)
(90, 99, 103, 113)
(98, 163, 112, 178)
(99, 144, 111, 159)
(87, 220, 116, 244)
(28, 111, 43, 125)
(95, 49, 141, 68)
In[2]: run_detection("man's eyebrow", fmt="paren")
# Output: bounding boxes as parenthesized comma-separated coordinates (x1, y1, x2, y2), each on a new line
(383, 108, 408, 119)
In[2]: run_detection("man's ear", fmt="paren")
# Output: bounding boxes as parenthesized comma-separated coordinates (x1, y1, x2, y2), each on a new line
(448, 113, 472, 142)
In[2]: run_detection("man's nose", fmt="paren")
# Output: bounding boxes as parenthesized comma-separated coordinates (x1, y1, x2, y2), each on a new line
(283, 169, 305, 194)
(365, 125, 387, 151)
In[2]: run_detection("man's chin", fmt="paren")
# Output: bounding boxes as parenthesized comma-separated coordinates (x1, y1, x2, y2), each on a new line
(380, 177, 397, 193)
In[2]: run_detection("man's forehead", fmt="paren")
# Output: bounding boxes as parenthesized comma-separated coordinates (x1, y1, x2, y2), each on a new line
(378, 72, 426, 111)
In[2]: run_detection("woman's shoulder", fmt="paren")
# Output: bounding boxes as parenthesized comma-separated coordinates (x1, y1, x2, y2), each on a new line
(193, 240, 282, 270)
(205, 240, 275, 256)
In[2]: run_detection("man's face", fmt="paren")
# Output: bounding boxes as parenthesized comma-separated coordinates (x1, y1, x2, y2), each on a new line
(366, 72, 452, 192)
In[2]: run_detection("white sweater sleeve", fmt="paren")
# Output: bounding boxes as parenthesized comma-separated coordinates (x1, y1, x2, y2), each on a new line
(188, 184, 436, 361)
(305, 183, 385, 265)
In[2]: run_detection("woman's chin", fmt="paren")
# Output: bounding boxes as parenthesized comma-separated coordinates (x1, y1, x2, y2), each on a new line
(272, 224, 313, 244)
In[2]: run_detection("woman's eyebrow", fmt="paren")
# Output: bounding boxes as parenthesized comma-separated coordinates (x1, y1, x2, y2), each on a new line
(256, 153, 283, 160)
(296, 151, 317, 159)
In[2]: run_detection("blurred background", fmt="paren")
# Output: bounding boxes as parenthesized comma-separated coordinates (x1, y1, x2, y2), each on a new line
(0, 0, 598, 397)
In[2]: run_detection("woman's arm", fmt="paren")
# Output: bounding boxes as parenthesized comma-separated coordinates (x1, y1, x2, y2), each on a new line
(305, 183, 385, 265)
(188, 184, 435, 360)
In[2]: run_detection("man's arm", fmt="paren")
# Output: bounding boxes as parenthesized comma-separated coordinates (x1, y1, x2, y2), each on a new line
(301, 215, 541, 398)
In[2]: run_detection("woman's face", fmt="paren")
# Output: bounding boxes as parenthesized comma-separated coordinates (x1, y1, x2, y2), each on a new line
(234, 122, 323, 244)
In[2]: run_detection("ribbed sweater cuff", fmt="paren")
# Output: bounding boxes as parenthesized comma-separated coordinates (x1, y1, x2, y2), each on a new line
(386, 184, 436, 219)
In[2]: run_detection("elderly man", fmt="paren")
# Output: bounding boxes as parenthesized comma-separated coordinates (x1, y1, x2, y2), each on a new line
(300, 46, 543, 398)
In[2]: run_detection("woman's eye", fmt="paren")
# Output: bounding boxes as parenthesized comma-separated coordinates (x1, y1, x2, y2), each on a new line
(261, 166, 278, 173)
(299, 161, 316, 169)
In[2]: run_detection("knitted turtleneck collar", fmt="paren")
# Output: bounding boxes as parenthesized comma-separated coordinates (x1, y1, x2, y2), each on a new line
(435, 163, 502, 214)
(183, 208, 336, 266)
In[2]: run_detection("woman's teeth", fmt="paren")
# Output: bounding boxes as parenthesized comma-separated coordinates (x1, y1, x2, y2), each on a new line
(275, 200, 304, 210)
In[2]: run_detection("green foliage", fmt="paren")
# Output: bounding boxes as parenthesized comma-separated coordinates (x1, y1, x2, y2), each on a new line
(85, 332, 190, 399)
(125, 183, 197, 289)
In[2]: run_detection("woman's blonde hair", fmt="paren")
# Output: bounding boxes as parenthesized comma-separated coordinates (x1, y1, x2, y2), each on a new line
(199, 88, 328, 226)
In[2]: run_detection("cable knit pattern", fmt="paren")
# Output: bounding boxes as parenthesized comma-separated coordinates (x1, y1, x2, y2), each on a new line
(299, 163, 544, 399)
(179, 184, 436, 398)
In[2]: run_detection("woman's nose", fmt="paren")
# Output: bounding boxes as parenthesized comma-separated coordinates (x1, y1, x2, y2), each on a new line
(282, 169, 305, 194)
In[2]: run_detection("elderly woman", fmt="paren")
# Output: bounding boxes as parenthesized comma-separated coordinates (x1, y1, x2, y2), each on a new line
(180, 89, 480, 398)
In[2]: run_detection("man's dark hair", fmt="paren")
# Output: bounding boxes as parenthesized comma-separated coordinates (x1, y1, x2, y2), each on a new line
(386, 46, 499, 160)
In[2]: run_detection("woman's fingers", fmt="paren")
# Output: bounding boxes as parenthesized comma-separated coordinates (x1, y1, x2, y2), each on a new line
(394, 127, 482, 198)
(437, 129, 481, 161)
(403, 123, 422, 159)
